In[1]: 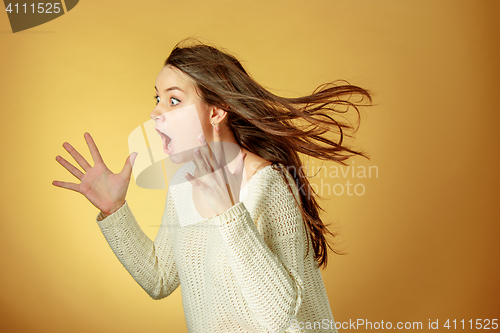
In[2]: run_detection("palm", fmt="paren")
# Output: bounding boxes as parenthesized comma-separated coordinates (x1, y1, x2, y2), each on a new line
(79, 164, 125, 212)
(53, 133, 137, 216)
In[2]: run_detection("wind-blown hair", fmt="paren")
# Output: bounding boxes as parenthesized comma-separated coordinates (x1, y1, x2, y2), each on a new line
(165, 39, 372, 268)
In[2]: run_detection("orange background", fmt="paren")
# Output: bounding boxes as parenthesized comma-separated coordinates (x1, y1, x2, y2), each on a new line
(0, 1, 499, 332)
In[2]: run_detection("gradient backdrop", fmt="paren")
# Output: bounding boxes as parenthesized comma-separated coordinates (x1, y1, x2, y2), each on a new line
(1, 1, 499, 332)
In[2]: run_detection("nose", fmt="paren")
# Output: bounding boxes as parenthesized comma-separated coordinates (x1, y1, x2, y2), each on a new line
(150, 106, 165, 121)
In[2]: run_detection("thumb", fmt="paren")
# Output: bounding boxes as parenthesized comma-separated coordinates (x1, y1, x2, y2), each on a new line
(120, 152, 138, 180)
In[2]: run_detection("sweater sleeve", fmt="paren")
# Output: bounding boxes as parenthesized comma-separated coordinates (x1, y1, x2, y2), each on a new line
(212, 168, 306, 333)
(96, 190, 180, 300)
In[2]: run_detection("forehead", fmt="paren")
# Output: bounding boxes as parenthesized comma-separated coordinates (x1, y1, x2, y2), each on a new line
(155, 66, 194, 91)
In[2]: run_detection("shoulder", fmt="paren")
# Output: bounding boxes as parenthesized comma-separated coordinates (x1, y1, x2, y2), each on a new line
(245, 160, 301, 208)
(245, 163, 304, 240)
(242, 150, 273, 182)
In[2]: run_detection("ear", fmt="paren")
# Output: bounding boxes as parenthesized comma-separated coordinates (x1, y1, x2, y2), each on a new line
(209, 105, 228, 125)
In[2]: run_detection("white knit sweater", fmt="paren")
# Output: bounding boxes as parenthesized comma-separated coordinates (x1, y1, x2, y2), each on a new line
(96, 161, 338, 333)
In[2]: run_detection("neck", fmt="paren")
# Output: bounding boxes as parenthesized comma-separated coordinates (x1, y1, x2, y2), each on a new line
(194, 127, 244, 177)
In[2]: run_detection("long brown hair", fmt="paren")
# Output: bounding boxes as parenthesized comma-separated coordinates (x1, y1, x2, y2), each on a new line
(165, 39, 372, 268)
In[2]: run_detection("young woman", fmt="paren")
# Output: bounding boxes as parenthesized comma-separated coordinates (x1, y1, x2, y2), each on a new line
(53, 40, 371, 333)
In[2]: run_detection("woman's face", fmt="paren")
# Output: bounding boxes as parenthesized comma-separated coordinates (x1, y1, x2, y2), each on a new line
(151, 65, 212, 164)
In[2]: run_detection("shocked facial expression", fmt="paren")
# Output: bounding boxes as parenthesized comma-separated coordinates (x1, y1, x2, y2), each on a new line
(150, 66, 212, 164)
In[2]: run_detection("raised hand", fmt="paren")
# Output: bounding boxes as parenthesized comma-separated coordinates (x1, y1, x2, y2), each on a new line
(52, 133, 138, 217)
(185, 127, 246, 216)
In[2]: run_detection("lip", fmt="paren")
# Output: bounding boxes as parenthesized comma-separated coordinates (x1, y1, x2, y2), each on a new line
(155, 126, 169, 136)
(155, 128, 173, 154)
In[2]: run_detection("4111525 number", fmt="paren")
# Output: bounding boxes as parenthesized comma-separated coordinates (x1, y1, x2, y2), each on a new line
(443, 319, 498, 330)
(5, 3, 62, 14)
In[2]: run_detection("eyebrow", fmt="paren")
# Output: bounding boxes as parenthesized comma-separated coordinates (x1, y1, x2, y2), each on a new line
(154, 86, 185, 93)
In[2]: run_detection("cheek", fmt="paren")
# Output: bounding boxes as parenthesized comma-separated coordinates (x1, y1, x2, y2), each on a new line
(169, 104, 206, 149)
(196, 104, 211, 123)
(196, 105, 214, 139)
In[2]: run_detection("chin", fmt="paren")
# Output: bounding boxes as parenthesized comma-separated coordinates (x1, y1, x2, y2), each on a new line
(168, 149, 193, 165)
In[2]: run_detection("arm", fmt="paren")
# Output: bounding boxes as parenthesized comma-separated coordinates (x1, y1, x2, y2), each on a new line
(96, 189, 180, 300)
(52, 133, 180, 299)
(212, 168, 305, 333)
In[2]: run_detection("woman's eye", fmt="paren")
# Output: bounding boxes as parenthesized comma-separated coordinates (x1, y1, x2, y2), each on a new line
(154, 95, 160, 105)
(170, 97, 180, 106)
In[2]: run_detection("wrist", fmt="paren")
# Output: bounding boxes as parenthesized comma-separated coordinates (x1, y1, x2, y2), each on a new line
(215, 200, 239, 216)
(101, 200, 125, 218)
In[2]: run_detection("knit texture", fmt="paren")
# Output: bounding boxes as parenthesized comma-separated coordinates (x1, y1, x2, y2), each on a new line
(97, 161, 338, 333)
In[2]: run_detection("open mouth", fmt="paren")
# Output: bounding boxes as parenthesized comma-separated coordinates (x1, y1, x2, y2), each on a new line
(156, 128, 173, 154)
